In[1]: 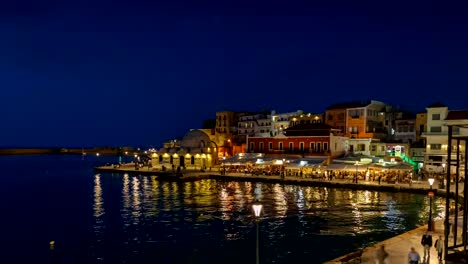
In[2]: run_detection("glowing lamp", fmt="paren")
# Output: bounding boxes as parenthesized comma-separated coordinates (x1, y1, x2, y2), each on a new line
(252, 201, 263, 218)
(428, 178, 435, 187)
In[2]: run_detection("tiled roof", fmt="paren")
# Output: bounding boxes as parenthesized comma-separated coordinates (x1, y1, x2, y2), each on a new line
(446, 110, 468, 120)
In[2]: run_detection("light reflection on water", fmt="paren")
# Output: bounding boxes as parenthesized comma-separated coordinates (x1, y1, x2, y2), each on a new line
(91, 175, 444, 264)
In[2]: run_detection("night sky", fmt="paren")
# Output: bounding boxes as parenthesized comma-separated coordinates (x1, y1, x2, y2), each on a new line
(1, 0, 467, 147)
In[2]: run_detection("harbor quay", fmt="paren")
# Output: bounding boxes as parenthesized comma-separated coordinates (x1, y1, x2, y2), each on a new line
(94, 163, 465, 263)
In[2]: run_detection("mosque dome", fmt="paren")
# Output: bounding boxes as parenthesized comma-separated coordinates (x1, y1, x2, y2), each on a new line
(180, 130, 211, 149)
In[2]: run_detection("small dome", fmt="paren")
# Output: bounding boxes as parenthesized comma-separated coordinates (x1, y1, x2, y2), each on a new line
(180, 130, 211, 149)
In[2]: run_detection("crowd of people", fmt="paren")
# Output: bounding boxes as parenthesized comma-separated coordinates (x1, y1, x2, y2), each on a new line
(219, 164, 415, 185)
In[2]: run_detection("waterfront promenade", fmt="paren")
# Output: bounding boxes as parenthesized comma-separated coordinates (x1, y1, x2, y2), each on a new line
(95, 165, 466, 263)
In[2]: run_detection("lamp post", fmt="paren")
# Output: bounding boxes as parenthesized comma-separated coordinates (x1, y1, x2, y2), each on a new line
(428, 177, 435, 231)
(441, 162, 446, 189)
(252, 201, 263, 264)
(355, 161, 359, 183)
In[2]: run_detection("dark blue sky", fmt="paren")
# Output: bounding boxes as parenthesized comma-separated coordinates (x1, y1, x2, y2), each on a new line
(1, 0, 467, 147)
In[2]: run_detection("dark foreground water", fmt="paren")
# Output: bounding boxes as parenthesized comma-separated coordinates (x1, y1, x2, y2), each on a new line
(0, 155, 444, 264)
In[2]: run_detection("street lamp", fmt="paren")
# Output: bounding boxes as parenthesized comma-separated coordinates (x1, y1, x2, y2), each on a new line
(440, 162, 446, 189)
(354, 161, 359, 183)
(252, 201, 263, 264)
(428, 177, 435, 231)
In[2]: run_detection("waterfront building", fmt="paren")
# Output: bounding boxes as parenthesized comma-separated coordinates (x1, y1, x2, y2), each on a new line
(270, 110, 304, 136)
(421, 104, 468, 174)
(289, 112, 324, 126)
(394, 117, 416, 144)
(246, 123, 347, 158)
(237, 109, 304, 138)
(214, 111, 242, 157)
(345, 100, 387, 139)
(154, 129, 218, 169)
(443, 109, 468, 176)
(409, 143, 425, 171)
(415, 112, 427, 144)
(370, 140, 387, 157)
(237, 111, 272, 138)
(325, 102, 356, 133)
(348, 138, 373, 156)
(325, 100, 387, 139)
(422, 103, 450, 172)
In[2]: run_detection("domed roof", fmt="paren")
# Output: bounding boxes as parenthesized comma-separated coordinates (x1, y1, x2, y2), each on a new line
(180, 130, 211, 149)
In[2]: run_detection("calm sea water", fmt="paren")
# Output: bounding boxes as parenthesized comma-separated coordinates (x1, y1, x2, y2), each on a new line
(0, 155, 444, 264)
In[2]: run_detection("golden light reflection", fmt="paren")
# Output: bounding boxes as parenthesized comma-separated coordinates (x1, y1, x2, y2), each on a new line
(219, 186, 234, 221)
(149, 176, 160, 216)
(273, 184, 287, 216)
(254, 183, 263, 201)
(132, 176, 141, 221)
(122, 173, 130, 211)
(93, 174, 104, 218)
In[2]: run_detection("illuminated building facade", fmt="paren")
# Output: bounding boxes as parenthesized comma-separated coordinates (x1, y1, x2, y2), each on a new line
(247, 123, 347, 158)
(155, 129, 217, 169)
(345, 100, 387, 139)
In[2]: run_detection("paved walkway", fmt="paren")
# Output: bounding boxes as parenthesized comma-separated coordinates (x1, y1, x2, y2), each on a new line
(327, 218, 467, 264)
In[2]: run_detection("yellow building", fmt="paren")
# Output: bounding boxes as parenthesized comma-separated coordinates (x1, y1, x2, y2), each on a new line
(153, 130, 218, 169)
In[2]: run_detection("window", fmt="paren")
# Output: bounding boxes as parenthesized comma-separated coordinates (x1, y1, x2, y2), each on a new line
(430, 144, 442, 150)
(317, 142, 321, 152)
(432, 114, 440, 120)
(430, 126, 442, 133)
(357, 144, 366, 151)
(381, 146, 385, 151)
(300, 142, 304, 152)
(371, 145, 376, 151)
(323, 142, 328, 151)
(250, 142, 254, 152)
(259, 142, 264, 152)
(310, 142, 315, 152)
(279, 142, 283, 151)
(338, 113, 345, 120)
(289, 142, 294, 150)
(327, 114, 333, 121)
(269, 142, 273, 151)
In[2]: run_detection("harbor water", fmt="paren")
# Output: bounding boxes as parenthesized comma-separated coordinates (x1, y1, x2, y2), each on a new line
(0, 155, 443, 263)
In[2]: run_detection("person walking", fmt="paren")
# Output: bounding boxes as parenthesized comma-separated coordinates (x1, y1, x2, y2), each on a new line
(408, 247, 420, 264)
(421, 231, 433, 261)
(374, 244, 389, 264)
(434, 235, 444, 261)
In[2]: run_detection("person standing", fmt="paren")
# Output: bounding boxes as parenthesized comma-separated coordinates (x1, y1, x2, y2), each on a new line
(421, 231, 433, 261)
(374, 244, 389, 264)
(434, 235, 444, 261)
(408, 247, 420, 264)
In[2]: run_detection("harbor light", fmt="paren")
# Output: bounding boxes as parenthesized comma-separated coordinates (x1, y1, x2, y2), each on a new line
(252, 200, 263, 264)
(428, 177, 435, 231)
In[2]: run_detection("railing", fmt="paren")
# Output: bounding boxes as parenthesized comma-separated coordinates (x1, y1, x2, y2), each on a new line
(422, 131, 460, 136)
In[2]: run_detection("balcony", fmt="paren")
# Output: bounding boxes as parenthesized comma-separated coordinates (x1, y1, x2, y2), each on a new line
(422, 131, 461, 136)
